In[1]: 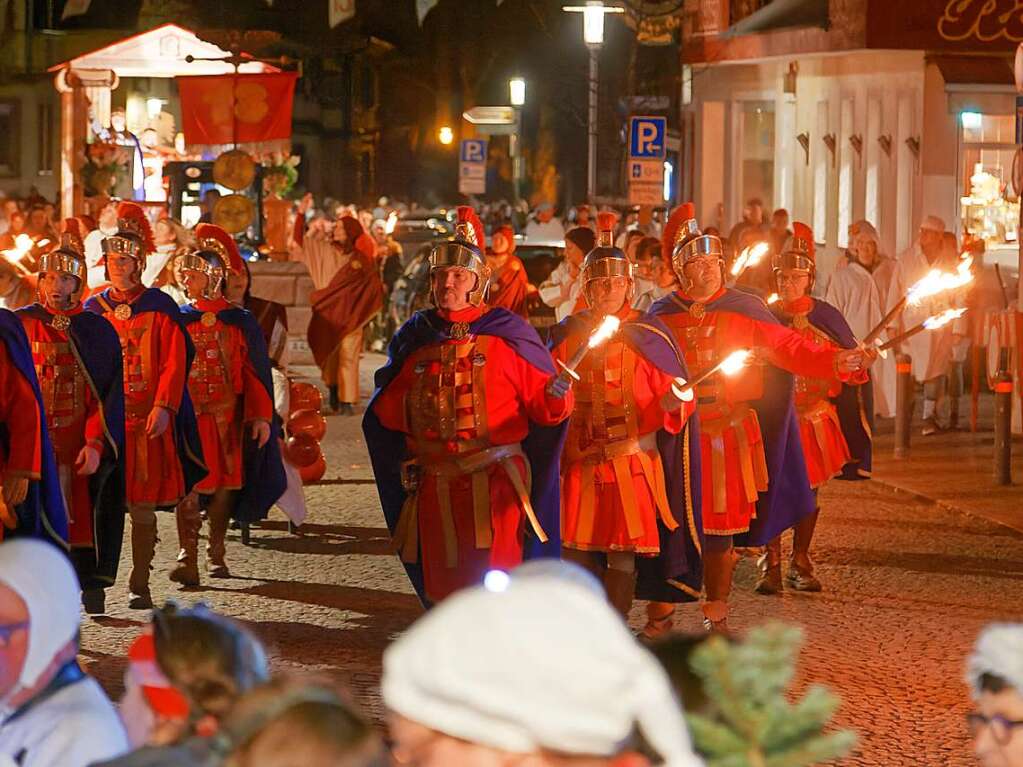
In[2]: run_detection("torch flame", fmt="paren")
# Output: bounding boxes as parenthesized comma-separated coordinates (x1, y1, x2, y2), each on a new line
(719, 349, 751, 376)
(922, 307, 966, 330)
(767, 293, 779, 305)
(906, 257, 974, 306)
(587, 315, 621, 349)
(385, 211, 398, 235)
(1, 234, 35, 269)
(730, 241, 770, 277)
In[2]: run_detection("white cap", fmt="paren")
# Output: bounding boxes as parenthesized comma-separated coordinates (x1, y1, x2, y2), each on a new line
(382, 563, 703, 767)
(967, 623, 1023, 698)
(0, 540, 80, 691)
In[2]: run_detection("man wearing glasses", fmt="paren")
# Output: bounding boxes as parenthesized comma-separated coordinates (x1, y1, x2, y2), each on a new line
(968, 624, 1023, 766)
(0, 539, 128, 765)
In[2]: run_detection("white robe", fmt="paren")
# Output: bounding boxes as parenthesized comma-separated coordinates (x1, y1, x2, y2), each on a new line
(538, 260, 582, 321)
(0, 677, 129, 767)
(824, 260, 897, 417)
(890, 244, 957, 383)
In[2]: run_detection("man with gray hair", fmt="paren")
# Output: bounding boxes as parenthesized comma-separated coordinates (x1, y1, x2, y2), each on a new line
(890, 215, 956, 434)
(0, 540, 128, 766)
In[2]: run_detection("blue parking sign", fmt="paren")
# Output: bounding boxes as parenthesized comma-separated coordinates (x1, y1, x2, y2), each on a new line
(629, 116, 666, 160)
(460, 139, 488, 164)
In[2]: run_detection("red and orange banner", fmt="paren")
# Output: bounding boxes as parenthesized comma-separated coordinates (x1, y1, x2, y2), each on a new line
(177, 72, 299, 147)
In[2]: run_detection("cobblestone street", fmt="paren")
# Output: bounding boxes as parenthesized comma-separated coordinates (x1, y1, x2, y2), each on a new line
(78, 354, 1023, 766)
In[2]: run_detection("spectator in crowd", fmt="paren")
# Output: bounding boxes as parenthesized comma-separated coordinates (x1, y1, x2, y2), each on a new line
(371, 219, 404, 344)
(23, 206, 56, 247)
(631, 236, 659, 302)
(198, 189, 220, 224)
(0, 199, 19, 235)
(383, 561, 702, 767)
(143, 218, 189, 288)
(85, 200, 120, 289)
(539, 225, 594, 321)
(97, 602, 269, 765)
(634, 245, 679, 312)
(0, 539, 129, 767)
(726, 198, 767, 259)
(891, 215, 956, 435)
(485, 224, 529, 317)
(967, 624, 1023, 767)
(572, 204, 595, 230)
(525, 202, 565, 241)
(768, 208, 791, 255)
(159, 250, 190, 306)
(824, 220, 896, 417)
(0, 210, 25, 250)
(221, 677, 385, 767)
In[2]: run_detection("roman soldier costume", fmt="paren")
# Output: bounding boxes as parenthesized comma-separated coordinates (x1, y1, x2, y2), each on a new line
(363, 206, 573, 605)
(83, 202, 205, 609)
(648, 203, 864, 631)
(16, 219, 126, 613)
(173, 224, 286, 585)
(762, 222, 872, 593)
(0, 308, 66, 547)
(549, 212, 702, 619)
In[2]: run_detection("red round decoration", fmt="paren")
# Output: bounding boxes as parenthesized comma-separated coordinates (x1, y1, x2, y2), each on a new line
(284, 432, 320, 468)
(289, 382, 323, 414)
(287, 409, 327, 441)
(298, 454, 326, 484)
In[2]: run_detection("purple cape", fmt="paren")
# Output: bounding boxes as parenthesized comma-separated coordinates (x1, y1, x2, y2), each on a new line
(0, 308, 67, 549)
(549, 312, 703, 602)
(362, 307, 568, 606)
(84, 287, 207, 506)
(181, 305, 287, 523)
(772, 299, 873, 480)
(648, 289, 816, 545)
(17, 304, 127, 587)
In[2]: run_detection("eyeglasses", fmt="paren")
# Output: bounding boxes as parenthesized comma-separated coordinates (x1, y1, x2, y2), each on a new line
(967, 712, 1023, 745)
(0, 620, 29, 648)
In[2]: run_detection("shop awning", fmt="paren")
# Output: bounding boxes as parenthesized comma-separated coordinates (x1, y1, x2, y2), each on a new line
(932, 56, 1014, 88)
(720, 0, 829, 38)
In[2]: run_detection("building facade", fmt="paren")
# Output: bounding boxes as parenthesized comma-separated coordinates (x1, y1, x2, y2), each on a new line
(682, 0, 1019, 277)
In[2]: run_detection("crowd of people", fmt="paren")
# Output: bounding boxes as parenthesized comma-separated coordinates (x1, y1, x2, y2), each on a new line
(0, 186, 1002, 767)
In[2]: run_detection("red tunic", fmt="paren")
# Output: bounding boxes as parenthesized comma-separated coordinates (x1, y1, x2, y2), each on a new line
(486, 255, 529, 317)
(552, 309, 694, 554)
(185, 297, 274, 492)
(373, 305, 572, 602)
(94, 287, 189, 507)
(780, 296, 858, 488)
(659, 288, 844, 535)
(0, 341, 42, 481)
(20, 307, 107, 546)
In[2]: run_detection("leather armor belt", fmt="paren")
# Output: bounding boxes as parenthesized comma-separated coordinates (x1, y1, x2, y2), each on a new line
(698, 403, 769, 517)
(391, 443, 545, 569)
(564, 432, 678, 545)
(797, 398, 845, 481)
(48, 413, 80, 430)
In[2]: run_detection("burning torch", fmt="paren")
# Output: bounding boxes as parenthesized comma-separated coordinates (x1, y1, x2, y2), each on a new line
(671, 349, 752, 400)
(550, 315, 621, 393)
(384, 211, 398, 236)
(863, 257, 974, 345)
(873, 308, 967, 358)
(0, 234, 38, 277)
(730, 242, 770, 282)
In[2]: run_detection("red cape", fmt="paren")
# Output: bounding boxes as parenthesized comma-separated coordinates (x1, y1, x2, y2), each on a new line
(306, 233, 384, 368)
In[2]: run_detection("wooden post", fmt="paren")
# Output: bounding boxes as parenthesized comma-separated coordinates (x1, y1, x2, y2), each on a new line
(994, 372, 1013, 485)
(895, 354, 913, 458)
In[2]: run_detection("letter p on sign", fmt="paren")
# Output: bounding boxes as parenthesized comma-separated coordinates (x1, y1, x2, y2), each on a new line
(629, 116, 666, 160)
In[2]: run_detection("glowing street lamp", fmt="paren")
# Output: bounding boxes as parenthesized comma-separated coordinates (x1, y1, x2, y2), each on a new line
(563, 2, 625, 201)
(509, 77, 526, 107)
(438, 125, 454, 146)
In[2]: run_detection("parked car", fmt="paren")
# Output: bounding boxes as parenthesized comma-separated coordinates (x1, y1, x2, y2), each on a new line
(515, 236, 564, 341)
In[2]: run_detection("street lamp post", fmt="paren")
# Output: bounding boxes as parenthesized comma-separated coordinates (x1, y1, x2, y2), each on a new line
(509, 77, 526, 206)
(564, 2, 624, 202)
